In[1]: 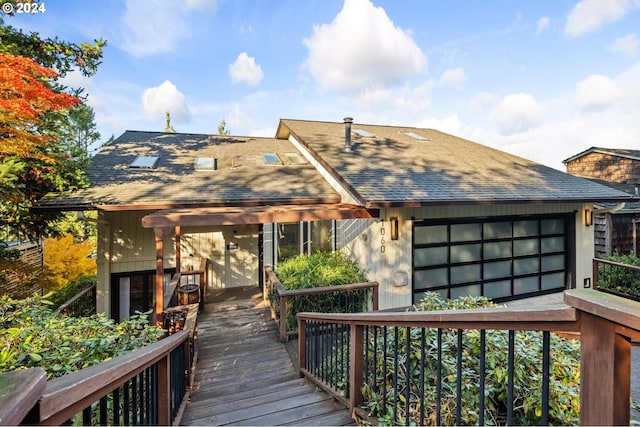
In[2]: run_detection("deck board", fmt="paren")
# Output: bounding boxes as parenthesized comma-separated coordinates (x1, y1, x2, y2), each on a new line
(179, 286, 355, 426)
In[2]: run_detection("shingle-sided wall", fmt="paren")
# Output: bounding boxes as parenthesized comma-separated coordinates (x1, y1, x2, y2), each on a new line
(566, 152, 640, 185)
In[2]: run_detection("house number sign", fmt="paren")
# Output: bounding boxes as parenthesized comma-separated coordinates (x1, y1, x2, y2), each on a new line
(380, 222, 386, 253)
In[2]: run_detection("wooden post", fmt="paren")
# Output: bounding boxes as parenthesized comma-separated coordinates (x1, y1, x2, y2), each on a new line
(154, 227, 169, 326)
(372, 283, 379, 311)
(579, 311, 631, 425)
(157, 354, 171, 426)
(279, 295, 287, 342)
(297, 317, 306, 376)
(349, 323, 364, 412)
(175, 226, 181, 274)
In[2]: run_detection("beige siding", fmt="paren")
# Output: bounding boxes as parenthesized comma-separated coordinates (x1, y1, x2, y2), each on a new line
(342, 203, 594, 310)
(96, 211, 259, 317)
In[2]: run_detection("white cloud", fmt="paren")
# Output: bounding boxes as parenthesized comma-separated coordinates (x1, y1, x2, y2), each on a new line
(303, 0, 426, 93)
(490, 93, 545, 135)
(439, 67, 466, 89)
(575, 74, 620, 111)
(612, 34, 639, 57)
(469, 91, 499, 112)
(119, 0, 216, 57)
(142, 80, 190, 124)
(565, 0, 636, 38)
(536, 17, 550, 35)
(415, 114, 462, 135)
(229, 52, 264, 86)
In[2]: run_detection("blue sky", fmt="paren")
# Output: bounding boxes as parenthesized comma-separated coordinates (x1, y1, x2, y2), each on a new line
(7, 0, 640, 169)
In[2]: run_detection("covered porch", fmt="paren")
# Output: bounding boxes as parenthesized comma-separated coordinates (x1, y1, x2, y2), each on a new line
(141, 203, 378, 324)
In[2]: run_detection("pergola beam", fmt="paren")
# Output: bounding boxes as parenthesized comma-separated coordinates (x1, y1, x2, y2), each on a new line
(142, 203, 377, 228)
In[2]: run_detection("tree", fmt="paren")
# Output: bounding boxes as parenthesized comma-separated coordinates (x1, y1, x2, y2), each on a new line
(217, 118, 230, 135)
(43, 233, 96, 292)
(58, 103, 102, 159)
(0, 13, 105, 242)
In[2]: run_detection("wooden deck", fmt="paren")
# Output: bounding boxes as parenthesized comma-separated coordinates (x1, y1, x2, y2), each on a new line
(180, 286, 355, 426)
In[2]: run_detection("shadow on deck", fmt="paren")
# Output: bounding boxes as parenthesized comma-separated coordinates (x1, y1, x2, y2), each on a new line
(180, 286, 355, 426)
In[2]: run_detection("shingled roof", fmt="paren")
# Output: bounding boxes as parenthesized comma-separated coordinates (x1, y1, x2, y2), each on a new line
(277, 119, 632, 207)
(37, 131, 340, 210)
(563, 147, 640, 164)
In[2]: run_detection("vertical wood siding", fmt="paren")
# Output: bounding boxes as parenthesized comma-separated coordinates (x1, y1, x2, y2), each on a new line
(341, 203, 592, 310)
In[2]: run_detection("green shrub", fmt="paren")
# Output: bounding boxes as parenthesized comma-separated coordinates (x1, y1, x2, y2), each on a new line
(597, 254, 640, 299)
(361, 292, 581, 426)
(0, 293, 164, 379)
(275, 252, 369, 329)
(47, 274, 96, 310)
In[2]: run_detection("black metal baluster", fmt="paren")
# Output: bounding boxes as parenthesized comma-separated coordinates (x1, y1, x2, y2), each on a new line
(393, 326, 399, 423)
(507, 330, 515, 426)
(479, 329, 486, 426)
(419, 328, 426, 426)
(542, 331, 550, 425)
(456, 329, 463, 425)
(405, 327, 411, 426)
(436, 328, 442, 426)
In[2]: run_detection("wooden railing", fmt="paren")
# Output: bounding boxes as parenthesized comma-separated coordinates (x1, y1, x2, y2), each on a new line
(164, 258, 208, 313)
(265, 265, 379, 342)
(54, 283, 97, 317)
(2, 302, 199, 426)
(298, 289, 640, 426)
(4, 330, 191, 425)
(593, 257, 640, 301)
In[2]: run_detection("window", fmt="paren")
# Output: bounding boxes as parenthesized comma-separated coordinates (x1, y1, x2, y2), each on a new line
(275, 221, 336, 263)
(262, 152, 282, 165)
(404, 131, 429, 141)
(412, 215, 568, 303)
(110, 269, 174, 322)
(195, 157, 217, 170)
(353, 129, 375, 138)
(284, 152, 306, 165)
(129, 156, 159, 169)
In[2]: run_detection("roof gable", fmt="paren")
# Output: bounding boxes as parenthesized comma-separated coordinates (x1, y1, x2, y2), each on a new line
(279, 119, 632, 207)
(563, 147, 640, 164)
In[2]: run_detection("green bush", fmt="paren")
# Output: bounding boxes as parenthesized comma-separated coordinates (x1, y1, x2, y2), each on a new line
(0, 293, 164, 379)
(47, 274, 96, 310)
(275, 252, 369, 329)
(361, 292, 581, 426)
(597, 254, 640, 299)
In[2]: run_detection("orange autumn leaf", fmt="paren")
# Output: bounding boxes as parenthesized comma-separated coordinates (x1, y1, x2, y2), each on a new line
(0, 53, 80, 160)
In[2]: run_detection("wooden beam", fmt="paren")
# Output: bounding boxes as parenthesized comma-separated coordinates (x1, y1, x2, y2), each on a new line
(154, 227, 170, 326)
(141, 204, 377, 228)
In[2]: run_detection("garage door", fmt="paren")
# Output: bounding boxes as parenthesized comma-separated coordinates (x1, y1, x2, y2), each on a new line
(412, 215, 568, 303)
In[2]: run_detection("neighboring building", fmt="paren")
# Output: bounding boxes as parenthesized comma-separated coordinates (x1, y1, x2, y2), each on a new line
(563, 147, 640, 257)
(36, 120, 631, 319)
(0, 226, 43, 298)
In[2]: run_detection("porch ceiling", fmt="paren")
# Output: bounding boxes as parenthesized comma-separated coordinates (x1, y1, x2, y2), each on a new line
(141, 203, 378, 228)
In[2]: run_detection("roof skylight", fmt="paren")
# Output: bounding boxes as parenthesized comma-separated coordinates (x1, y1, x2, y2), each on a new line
(262, 152, 282, 165)
(353, 129, 375, 138)
(404, 131, 429, 141)
(130, 156, 158, 169)
(195, 157, 217, 170)
(284, 152, 306, 165)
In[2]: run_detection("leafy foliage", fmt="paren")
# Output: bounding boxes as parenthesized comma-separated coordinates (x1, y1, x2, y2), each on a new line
(0, 293, 164, 379)
(597, 253, 640, 300)
(47, 274, 96, 310)
(274, 252, 370, 329)
(43, 234, 96, 292)
(360, 292, 581, 426)
(0, 15, 105, 243)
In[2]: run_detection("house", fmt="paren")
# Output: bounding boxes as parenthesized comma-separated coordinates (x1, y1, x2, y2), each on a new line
(563, 147, 640, 257)
(35, 119, 632, 320)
